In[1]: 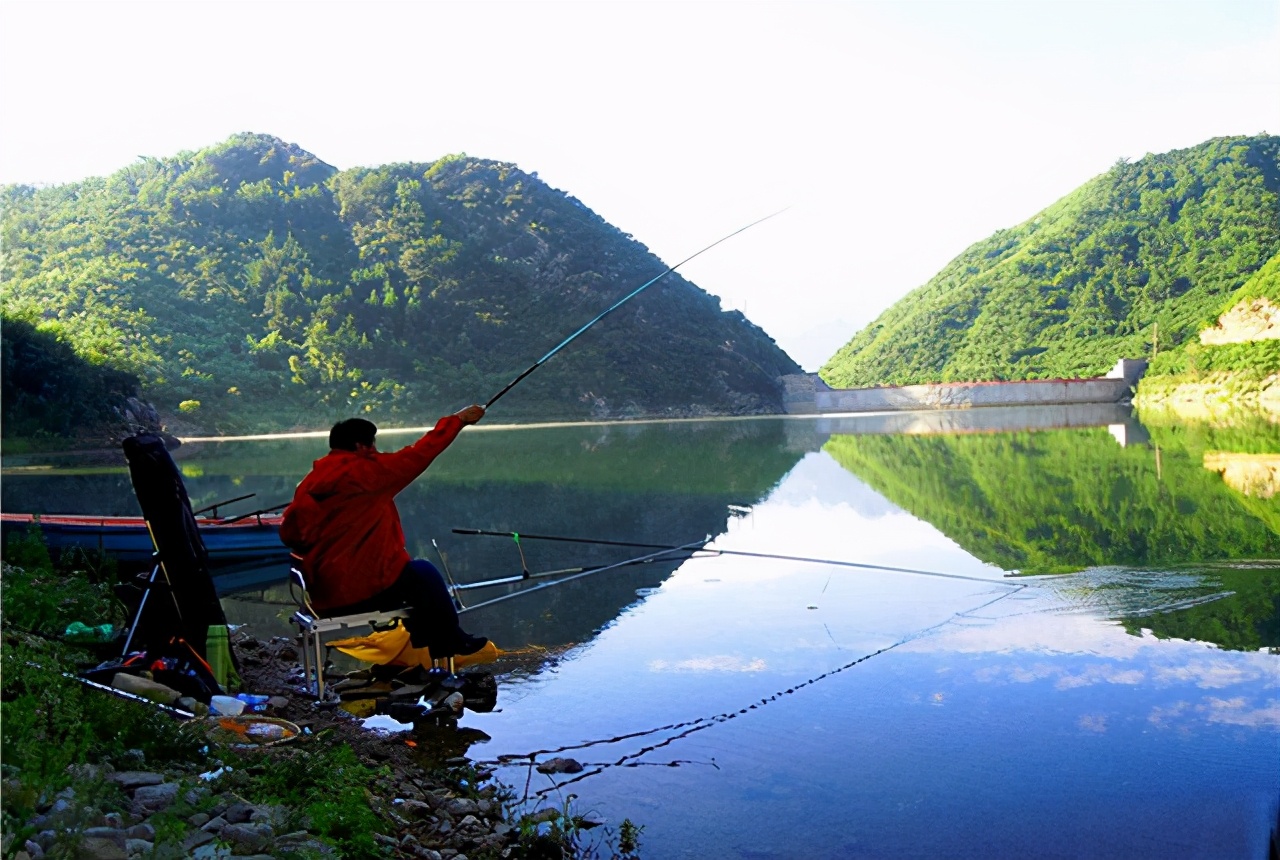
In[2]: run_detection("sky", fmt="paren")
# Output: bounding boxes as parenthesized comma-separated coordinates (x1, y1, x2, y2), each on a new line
(2, 0, 1277, 370)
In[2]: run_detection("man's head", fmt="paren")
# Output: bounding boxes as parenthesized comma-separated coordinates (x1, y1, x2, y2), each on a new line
(330, 418, 378, 452)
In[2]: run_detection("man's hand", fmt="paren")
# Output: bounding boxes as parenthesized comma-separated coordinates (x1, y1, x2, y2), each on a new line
(455, 404, 485, 425)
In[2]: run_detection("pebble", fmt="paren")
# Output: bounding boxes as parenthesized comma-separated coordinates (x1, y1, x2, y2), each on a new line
(123, 823, 154, 841)
(110, 772, 164, 792)
(182, 830, 217, 851)
(123, 838, 152, 857)
(535, 756, 583, 774)
(398, 799, 433, 817)
(444, 798, 480, 817)
(129, 783, 179, 816)
(220, 822, 273, 851)
(77, 835, 127, 860)
(224, 801, 255, 823)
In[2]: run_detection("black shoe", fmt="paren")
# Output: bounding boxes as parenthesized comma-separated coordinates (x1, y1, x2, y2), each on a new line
(436, 633, 489, 658)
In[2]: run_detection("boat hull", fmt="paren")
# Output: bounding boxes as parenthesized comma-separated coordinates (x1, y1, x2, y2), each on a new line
(0, 513, 289, 569)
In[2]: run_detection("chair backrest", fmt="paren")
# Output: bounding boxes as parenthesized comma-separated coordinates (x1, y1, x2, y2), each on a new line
(288, 560, 307, 592)
(288, 554, 318, 617)
(121, 433, 229, 658)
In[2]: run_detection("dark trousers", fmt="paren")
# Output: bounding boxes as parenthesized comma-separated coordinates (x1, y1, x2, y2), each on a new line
(326, 559, 464, 651)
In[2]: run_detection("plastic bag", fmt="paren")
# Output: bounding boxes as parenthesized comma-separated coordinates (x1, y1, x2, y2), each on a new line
(64, 622, 115, 643)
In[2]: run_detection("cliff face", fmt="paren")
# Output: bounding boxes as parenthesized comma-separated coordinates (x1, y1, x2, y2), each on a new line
(1200, 298, 1280, 345)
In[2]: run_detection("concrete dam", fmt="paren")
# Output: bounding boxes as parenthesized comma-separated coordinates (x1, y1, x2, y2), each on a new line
(783, 359, 1148, 415)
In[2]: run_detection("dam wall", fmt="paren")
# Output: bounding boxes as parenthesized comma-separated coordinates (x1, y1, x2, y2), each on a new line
(784, 359, 1148, 415)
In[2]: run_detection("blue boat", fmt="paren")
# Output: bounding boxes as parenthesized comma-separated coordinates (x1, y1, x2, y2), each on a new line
(1, 512, 289, 570)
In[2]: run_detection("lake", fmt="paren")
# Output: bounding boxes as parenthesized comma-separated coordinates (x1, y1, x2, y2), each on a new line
(3, 405, 1278, 858)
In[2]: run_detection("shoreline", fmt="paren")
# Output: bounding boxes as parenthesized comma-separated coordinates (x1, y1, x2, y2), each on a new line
(2, 618, 625, 860)
(1134, 370, 1280, 421)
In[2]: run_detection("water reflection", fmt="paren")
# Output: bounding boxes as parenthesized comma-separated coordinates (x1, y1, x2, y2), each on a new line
(465, 429, 1278, 859)
(4, 408, 1278, 858)
(822, 420, 1280, 575)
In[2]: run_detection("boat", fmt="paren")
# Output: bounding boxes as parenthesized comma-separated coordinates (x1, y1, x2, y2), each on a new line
(0, 511, 289, 570)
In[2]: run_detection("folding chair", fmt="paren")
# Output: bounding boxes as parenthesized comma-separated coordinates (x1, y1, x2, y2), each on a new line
(287, 558, 413, 700)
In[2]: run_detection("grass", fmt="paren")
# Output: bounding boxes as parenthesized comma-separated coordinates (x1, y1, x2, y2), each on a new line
(0, 530, 643, 858)
(0, 528, 394, 858)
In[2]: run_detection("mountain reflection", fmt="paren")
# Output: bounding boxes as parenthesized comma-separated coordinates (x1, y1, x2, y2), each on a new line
(821, 410, 1280, 652)
(0, 419, 806, 650)
(822, 420, 1280, 574)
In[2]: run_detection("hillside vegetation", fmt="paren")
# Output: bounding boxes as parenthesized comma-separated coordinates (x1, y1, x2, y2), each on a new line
(1, 317, 142, 441)
(1, 134, 799, 437)
(821, 135, 1280, 387)
(1135, 249, 1280, 413)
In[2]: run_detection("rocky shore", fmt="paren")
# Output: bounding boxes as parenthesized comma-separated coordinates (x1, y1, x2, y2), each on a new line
(1134, 372, 1280, 419)
(4, 632, 590, 860)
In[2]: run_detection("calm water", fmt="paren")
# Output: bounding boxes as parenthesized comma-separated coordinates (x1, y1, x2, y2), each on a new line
(4, 406, 1279, 858)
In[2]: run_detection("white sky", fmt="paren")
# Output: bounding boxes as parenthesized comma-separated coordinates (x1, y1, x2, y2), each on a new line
(2, 0, 1277, 370)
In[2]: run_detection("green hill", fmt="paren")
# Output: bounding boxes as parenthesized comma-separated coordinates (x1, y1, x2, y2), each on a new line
(821, 135, 1280, 387)
(1135, 250, 1280, 409)
(0, 134, 800, 436)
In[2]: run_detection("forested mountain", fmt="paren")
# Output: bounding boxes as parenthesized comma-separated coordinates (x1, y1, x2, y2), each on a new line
(1, 134, 800, 436)
(822, 135, 1280, 387)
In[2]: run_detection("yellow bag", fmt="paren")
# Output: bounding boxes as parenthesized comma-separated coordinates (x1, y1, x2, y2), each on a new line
(330, 621, 499, 670)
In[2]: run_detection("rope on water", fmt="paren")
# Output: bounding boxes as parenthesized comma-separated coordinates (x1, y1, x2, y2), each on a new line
(482, 585, 1028, 794)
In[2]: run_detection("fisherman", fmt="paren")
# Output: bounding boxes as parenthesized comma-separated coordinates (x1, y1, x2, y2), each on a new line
(281, 406, 488, 657)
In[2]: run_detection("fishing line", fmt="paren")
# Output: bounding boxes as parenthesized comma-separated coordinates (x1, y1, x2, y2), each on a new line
(483, 585, 1028, 794)
(454, 527, 1022, 588)
(484, 209, 788, 409)
(432, 538, 467, 609)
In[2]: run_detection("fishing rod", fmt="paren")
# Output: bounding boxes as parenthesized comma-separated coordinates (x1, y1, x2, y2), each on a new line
(484, 209, 787, 409)
(454, 527, 1018, 588)
(193, 494, 255, 517)
(451, 546, 703, 592)
(68, 673, 197, 719)
(459, 540, 709, 615)
(221, 501, 289, 525)
(22, 662, 199, 720)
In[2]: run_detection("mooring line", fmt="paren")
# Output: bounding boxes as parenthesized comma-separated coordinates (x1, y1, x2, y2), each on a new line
(484, 585, 1029, 793)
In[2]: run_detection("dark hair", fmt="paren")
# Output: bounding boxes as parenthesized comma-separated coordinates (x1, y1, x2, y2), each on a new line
(329, 418, 377, 451)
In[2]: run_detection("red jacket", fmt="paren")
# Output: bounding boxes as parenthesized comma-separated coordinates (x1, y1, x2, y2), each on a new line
(280, 415, 464, 613)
